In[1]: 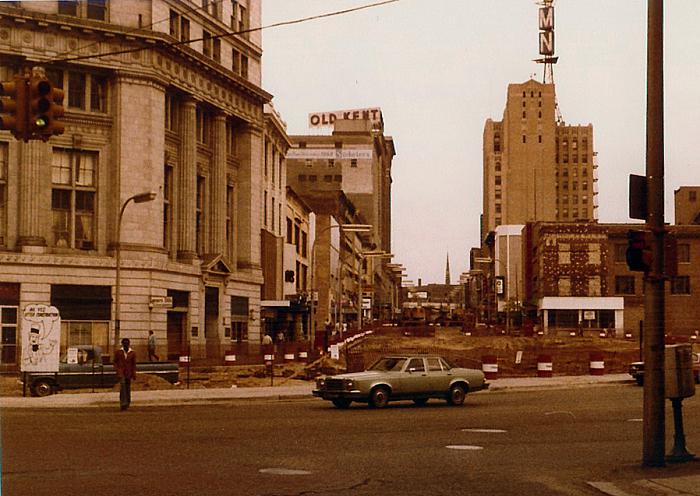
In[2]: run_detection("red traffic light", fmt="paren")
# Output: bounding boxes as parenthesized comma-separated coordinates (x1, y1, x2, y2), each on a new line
(626, 229, 652, 273)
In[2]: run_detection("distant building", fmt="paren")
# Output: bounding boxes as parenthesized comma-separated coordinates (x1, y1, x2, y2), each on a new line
(482, 80, 597, 241)
(674, 186, 700, 224)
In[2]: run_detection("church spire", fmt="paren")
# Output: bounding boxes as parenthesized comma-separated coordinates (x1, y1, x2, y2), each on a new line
(445, 253, 451, 285)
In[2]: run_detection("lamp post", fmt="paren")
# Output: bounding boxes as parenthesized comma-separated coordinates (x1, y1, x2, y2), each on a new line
(358, 251, 394, 330)
(114, 191, 157, 351)
(309, 222, 371, 348)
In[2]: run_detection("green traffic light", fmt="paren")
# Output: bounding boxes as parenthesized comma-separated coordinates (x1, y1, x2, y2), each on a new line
(35, 116, 48, 128)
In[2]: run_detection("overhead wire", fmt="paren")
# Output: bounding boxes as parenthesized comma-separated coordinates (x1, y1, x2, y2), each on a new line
(52, 0, 401, 64)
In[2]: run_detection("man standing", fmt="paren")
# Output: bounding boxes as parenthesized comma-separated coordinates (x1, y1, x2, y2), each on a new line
(147, 330, 159, 361)
(114, 338, 136, 411)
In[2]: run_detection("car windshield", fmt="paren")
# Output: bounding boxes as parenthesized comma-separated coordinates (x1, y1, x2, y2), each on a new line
(368, 358, 407, 372)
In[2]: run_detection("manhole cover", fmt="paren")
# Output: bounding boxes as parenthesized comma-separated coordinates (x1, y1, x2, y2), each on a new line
(259, 468, 312, 476)
(446, 445, 483, 451)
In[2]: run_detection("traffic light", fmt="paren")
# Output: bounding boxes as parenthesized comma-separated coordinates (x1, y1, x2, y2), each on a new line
(626, 229, 652, 273)
(0, 76, 28, 140)
(28, 75, 64, 141)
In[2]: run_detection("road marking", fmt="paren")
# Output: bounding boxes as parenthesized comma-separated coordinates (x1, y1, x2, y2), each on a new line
(626, 418, 643, 422)
(461, 428, 507, 433)
(259, 468, 313, 475)
(586, 481, 637, 496)
(446, 445, 483, 451)
(544, 411, 576, 418)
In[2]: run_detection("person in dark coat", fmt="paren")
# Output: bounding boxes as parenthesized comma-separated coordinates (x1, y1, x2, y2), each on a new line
(114, 338, 137, 411)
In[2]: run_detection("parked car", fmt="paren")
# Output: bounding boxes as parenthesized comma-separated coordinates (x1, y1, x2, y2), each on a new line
(313, 355, 488, 409)
(629, 352, 700, 386)
(21, 345, 180, 397)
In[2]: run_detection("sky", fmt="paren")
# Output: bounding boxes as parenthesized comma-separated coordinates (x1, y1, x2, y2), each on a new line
(261, 0, 700, 285)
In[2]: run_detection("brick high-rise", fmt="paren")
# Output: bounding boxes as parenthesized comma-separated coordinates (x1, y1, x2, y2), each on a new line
(482, 79, 598, 241)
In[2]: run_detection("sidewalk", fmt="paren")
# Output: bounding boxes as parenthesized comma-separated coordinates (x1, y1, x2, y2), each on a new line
(0, 373, 632, 409)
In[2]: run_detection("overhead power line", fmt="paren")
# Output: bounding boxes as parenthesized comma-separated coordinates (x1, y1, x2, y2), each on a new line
(53, 0, 401, 64)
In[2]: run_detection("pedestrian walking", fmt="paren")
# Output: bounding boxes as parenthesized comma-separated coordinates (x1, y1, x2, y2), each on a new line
(262, 333, 273, 345)
(114, 338, 137, 411)
(147, 330, 159, 361)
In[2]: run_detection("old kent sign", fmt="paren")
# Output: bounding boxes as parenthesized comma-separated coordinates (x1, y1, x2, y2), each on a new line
(308, 107, 382, 128)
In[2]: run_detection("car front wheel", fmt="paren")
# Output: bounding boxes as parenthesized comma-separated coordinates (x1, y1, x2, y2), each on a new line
(369, 386, 390, 408)
(447, 384, 466, 406)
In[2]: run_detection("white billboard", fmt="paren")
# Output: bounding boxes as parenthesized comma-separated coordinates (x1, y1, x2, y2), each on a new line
(308, 107, 382, 128)
(286, 148, 373, 160)
(20, 304, 61, 372)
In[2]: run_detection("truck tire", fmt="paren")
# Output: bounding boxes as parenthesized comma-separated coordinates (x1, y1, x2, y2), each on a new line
(31, 379, 55, 397)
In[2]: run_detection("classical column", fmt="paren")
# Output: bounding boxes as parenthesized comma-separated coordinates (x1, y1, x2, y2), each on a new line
(235, 124, 262, 270)
(177, 97, 198, 261)
(210, 113, 227, 255)
(17, 140, 48, 249)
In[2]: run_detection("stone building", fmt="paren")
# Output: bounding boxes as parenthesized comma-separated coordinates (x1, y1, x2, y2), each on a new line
(286, 116, 397, 334)
(0, 0, 269, 368)
(674, 186, 700, 225)
(482, 79, 597, 240)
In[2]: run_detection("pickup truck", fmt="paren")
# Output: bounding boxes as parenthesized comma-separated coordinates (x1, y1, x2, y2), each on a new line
(21, 345, 179, 397)
(629, 351, 700, 386)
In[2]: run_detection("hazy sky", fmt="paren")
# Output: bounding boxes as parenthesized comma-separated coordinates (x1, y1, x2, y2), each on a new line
(262, 0, 700, 284)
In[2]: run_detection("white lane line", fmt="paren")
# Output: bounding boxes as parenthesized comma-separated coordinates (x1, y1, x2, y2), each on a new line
(586, 481, 636, 496)
(446, 445, 483, 451)
(259, 468, 313, 475)
(626, 418, 643, 422)
(461, 428, 507, 433)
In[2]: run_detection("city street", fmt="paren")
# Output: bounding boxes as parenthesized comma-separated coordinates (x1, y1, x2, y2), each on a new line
(4, 384, 699, 495)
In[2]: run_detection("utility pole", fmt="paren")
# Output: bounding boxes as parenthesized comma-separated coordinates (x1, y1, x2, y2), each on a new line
(643, 0, 666, 468)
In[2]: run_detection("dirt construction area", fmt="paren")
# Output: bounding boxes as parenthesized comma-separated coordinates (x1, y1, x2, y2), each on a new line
(0, 327, 643, 397)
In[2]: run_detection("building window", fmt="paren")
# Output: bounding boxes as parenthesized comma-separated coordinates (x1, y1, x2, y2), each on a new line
(271, 197, 276, 232)
(678, 243, 690, 263)
(163, 164, 173, 249)
(271, 148, 276, 184)
(538, 135, 542, 143)
(301, 230, 308, 257)
(286, 218, 293, 244)
(68, 72, 86, 109)
(232, 49, 240, 74)
(309, 175, 317, 182)
(263, 190, 268, 227)
(298, 175, 307, 182)
(305, 159, 312, 168)
(522, 135, 526, 144)
(323, 175, 332, 183)
(614, 243, 627, 263)
(522, 111, 526, 119)
(196, 175, 206, 253)
(334, 175, 342, 182)
(226, 118, 237, 156)
(226, 184, 235, 258)
(180, 17, 190, 42)
(495, 162, 501, 172)
(59, 0, 78, 16)
(494, 134, 500, 152)
(670, 276, 690, 295)
(86, 0, 107, 20)
(213, 38, 221, 63)
(538, 111, 542, 118)
(495, 175, 501, 186)
(202, 30, 212, 58)
(51, 149, 97, 249)
(196, 107, 211, 145)
(238, 3, 249, 34)
(241, 55, 249, 79)
(690, 191, 697, 202)
(169, 9, 180, 38)
(350, 159, 357, 168)
(328, 159, 335, 168)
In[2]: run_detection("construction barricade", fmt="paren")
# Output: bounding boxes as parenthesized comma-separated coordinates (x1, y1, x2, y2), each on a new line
(589, 351, 605, 375)
(481, 355, 499, 380)
(537, 354, 553, 378)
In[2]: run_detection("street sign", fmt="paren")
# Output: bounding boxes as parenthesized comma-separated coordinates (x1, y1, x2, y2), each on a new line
(362, 297, 371, 310)
(149, 296, 173, 308)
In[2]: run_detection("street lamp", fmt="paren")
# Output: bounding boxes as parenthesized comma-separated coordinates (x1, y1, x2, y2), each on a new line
(114, 191, 157, 351)
(358, 252, 394, 330)
(309, 223, 372, 348)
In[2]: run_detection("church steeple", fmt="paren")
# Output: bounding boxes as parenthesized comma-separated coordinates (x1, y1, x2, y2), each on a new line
(445, 253, 451, 285)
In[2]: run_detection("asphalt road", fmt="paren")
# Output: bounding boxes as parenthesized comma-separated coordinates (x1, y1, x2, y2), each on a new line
(3, 384, 699, 496)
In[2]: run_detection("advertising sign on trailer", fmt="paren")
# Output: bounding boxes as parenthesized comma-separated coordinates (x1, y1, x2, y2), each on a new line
(20, 304, 61, 373)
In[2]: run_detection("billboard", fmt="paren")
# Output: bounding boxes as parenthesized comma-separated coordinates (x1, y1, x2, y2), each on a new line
(286, 148, 373, 160)
(538, 6, 555, 56)
(20, 304, 61, 373)
(308, 107, 382, 128)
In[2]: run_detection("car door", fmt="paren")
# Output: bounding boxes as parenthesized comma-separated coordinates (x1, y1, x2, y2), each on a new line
(425, 357, 450, 393)
(402, 357, 430, 396)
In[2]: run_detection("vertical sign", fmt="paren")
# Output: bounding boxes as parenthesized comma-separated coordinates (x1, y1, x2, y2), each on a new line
(538, 6, 555, 55)
(20, 304, 61, 372)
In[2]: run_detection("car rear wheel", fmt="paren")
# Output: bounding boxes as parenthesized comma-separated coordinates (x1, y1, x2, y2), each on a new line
(447, 384, 466, 406)
(332, 398, 352, 409)
(31, 379, 55, 398)
(413, 398, 428, 406)
(369, 386, 390, 408)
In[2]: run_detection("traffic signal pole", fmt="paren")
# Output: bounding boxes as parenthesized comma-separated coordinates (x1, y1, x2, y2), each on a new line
(643, 0, 666, 467)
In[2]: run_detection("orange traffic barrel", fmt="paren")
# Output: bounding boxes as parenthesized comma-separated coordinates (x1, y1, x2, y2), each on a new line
(589, 352, 605, 375)
(537, 354, 553, 377)
(481, 355, 499, 380)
